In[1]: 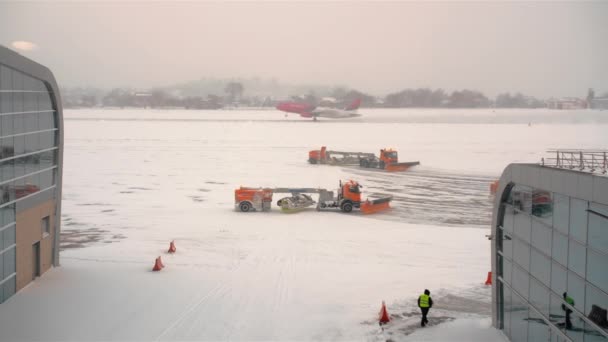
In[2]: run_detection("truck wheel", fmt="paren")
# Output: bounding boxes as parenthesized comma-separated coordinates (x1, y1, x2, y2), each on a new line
(309, 159, 317, 164)
(360, 159, 368, 167)
(379, 161, 385, 169)
(239, 201, 252, 212)
(341, 202, 353, 213)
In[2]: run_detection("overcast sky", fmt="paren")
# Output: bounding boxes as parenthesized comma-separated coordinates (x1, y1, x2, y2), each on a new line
(1, 1, 606, 97)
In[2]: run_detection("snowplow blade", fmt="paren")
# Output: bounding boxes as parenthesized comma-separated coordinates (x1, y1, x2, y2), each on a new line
(385, 161, 420, 172)
(360, 197, 392, 214)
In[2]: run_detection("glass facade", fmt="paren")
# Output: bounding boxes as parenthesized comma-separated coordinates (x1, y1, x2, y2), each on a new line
(0, 63, 59, 304)
(497, 183, 608, 341)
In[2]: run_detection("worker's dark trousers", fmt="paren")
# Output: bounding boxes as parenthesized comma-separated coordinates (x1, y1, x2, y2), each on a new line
(420, 307, 430, 327)
(565, 310, 572, 329)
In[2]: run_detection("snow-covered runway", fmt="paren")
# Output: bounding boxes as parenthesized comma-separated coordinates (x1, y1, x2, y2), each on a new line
(1, 108, 606, 341)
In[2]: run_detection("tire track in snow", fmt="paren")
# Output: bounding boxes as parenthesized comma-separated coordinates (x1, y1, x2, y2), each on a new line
(155, 284, 227, 341)
(343, 166, 496, 227)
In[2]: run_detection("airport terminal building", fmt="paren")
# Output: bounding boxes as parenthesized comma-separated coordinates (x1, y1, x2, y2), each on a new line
(0, 45, 63, 304)
(491, 152, 608, 341)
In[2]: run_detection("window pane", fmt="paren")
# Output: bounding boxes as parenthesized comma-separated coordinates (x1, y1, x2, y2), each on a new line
(510, 185, 533, 214)
(13, 113, 23, 134)
(565, 310, 585, 342)
(1, 115, 13, 136)
(39, 150, 53, 169)
(530, 278, 551, 315)
(12, 93, 23, 114)
(11, 69, 23, 91)
(568, 240, 586, 277)
(13, 157, 25, 178)
(2, 276, 15, 302)
(0, 136, 13, 160)
(39, 169, 52, 189)
(567, 272, 585, 312)
(554, 193, 570, 235)
(515, 213, 532, 243)
(25, 112, 38, 133)
(3, 247, 14, 278)
(13, 135, 24, 155)
(585, 283, 608, 323)
(2, 205, 14, 226)
(504, 257, 513, 285)
(23, 92, 36, 112)
(513, 265, 530, 300)
(569, 198, 588, 244)
(532, 220, 552, 256)
(504, 285, 512, 338)
(514, 239, 531, 271)
(553, 232, 568, 266)
(504, 206, 515, 233)
(528, 309, 550, 341)
(1, 159, 14, 183)
(502, 230, 514, 260)
(531, 249, 551, 286)
(583, 322, 607, 342)
(510, 292, 529, 342)
(532, 190, 553, 226)
(588, 203, 608, 254)
(0, 65, 12, 90)
(0, 93, 11, 114)
(25, 133, 39, 154)
(2, 224, 14, 249)
(37, 92, 52, 112)
(39, 130, 54, 149)
(0, 252, 3, 283)
(588, 250, 608, 293)
(549, 293, 565, 326)
(551, 262, 567, 296)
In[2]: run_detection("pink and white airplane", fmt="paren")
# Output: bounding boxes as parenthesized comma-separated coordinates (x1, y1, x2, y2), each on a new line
(275, 98, 362, 119)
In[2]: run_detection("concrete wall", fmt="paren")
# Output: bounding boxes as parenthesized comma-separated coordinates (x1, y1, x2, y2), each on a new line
(15, 200, 56, 291)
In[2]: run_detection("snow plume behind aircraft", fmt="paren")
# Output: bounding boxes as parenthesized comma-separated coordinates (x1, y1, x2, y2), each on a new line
(276, 98, 362, 119)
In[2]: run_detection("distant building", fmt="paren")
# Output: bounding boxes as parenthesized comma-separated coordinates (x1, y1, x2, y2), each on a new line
(0, 45, 63, 304)
(546, 98, 587, 110)
(491, 152, 608, 341)
(591, 98, 608, 110)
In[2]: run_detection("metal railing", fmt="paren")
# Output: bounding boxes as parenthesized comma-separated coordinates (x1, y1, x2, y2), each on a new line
(542, 150, 608, 174)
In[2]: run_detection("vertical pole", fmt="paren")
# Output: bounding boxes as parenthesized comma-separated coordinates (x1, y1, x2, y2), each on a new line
(580, 151, 584, 169)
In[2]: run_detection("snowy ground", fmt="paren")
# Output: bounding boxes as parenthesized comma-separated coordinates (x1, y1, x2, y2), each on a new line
(0, 108, 606, 341)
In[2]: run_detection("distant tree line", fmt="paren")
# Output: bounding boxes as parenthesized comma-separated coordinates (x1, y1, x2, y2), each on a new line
(60, 82, 564, 110)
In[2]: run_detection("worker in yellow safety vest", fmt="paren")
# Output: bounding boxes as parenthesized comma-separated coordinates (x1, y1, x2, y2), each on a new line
(418, 289, 433, 327)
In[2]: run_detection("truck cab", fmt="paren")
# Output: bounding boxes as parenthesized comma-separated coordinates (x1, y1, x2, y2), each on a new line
(337, 180, 362, 212)
(379, 149, 399, 167)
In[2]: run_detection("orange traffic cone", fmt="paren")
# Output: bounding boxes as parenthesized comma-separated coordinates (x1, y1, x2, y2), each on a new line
(158, 256, 165, 268)
(152, 257, 163, 271)
(168, 241, 176, 253)
(378, 301, 390, 325)
(485, 271, 492, 285)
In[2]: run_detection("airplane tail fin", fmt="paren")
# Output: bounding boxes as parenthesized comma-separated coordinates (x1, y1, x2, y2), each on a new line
(344, 98, 361, 111)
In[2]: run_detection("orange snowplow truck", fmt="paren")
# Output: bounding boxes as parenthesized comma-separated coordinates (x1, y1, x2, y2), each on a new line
(308, 146, 420, 172)
(234, 180, 392, 214)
